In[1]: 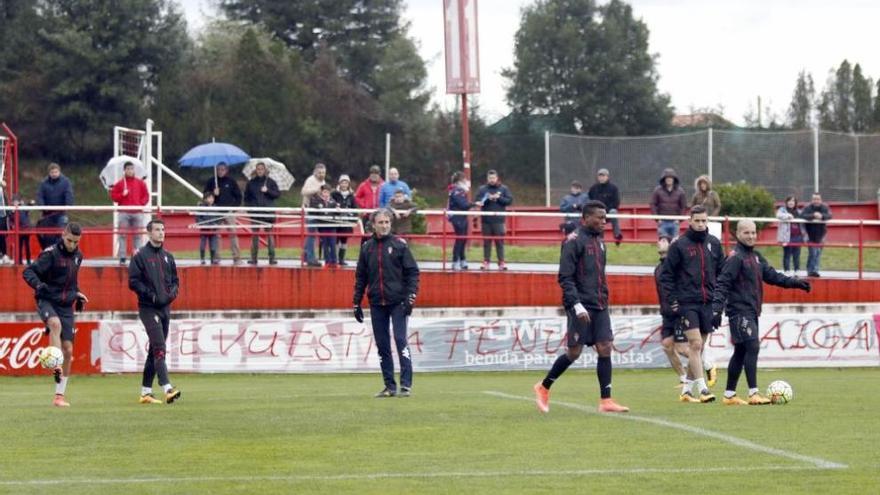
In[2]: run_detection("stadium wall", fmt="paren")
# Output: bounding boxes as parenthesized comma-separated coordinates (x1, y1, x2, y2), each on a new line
(1, 266, 877, 313)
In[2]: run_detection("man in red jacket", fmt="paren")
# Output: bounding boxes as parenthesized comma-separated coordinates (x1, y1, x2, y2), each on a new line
(110, 161, 150, 265)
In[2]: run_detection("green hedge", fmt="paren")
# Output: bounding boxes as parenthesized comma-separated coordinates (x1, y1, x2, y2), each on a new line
(715, 181, 775, 232)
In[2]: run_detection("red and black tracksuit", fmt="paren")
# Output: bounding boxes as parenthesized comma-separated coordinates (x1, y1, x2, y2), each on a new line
(129, 243, 179, 388)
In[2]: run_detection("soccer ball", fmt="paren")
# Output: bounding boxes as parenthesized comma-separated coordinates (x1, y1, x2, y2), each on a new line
(766, 380, 793, 405)
(39, 346, 64, 369)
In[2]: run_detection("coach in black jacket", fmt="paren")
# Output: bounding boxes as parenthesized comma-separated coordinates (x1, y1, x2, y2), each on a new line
(353, 208, 420, 398)
(533, 200, 629, 414)
(659, 205, 723, 402)
(128, 218, 181, 404)
(712, 220, 810, 405)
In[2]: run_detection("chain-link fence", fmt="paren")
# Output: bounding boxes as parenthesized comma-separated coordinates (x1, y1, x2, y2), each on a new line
(547, 130, 880, 204)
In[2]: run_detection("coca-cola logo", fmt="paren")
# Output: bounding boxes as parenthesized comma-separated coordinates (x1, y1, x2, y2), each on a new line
(0, 328, 45, 370)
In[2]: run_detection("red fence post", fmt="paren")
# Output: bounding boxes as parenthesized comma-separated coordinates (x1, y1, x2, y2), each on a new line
(858, 220, 864, 280)
(722, 217, 731, 252)
(441, 210, 448, 271)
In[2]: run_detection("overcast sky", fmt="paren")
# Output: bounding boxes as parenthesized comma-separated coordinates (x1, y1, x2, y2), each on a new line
(180, 0, 879, 127)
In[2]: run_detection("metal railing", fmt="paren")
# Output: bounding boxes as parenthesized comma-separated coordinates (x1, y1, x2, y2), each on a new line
(2, 204, 878, 278)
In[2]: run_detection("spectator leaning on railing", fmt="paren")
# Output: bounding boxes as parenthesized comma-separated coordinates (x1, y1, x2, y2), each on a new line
(110, 161, 150, 265)
(589, 168, 623, 245)
(447, 171, 472, 271)
(476, 169, 512, 270)
(301, 163, 327, 267)
(389, 188, 417, 237)
(560, 180, 588, 234)
(378, 167, 411, 208)
(690, 175, 721, 216)
(800, 192, 832, 278)
(650, 167, 687, 240)
(776, 196, 804, 276)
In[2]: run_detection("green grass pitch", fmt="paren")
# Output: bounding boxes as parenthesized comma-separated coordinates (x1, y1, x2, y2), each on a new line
(1, 368, 878, 494)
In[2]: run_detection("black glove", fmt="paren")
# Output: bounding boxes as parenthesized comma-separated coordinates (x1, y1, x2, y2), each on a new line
(75, 296, 85, 312)
(35, 283, 49, 298)
(404, 293, 416, 316)
(794, 279, 811, 293)
(354, 305, 364, 323)
(170, 286, 179, 299)
(711, 311, 723, 329)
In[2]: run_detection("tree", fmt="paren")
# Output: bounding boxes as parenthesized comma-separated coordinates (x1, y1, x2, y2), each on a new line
(504, 0, 673, 135)
(787, 71, 815, 129)
(851, 64, 873, 132)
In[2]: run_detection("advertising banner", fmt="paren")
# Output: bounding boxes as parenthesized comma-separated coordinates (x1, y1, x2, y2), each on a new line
(99, 313, 880, 373)
(0, 322, 101, 375)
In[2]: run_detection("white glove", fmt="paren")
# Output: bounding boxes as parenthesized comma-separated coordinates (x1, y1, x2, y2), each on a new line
(573, 303, 588, 318)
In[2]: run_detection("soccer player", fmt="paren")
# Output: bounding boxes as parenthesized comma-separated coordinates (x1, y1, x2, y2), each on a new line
(533, 200, 629, 413)
(713, 220, 810, 405)
(22, 222, 88, 407)
(654, 236, 690, 386)
(659, 205, 722, 403)
(353, 208, 420, 397)
(128, 219, 182, 404)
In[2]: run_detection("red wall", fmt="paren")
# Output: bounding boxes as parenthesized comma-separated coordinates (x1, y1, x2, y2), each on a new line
(2, 266, 878, 312)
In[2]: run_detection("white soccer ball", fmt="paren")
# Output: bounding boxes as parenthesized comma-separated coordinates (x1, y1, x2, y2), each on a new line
(766, 380, 793, 405)
(39, 346, 64, 369)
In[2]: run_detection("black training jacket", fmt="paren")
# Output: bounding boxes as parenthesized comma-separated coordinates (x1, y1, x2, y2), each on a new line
(129, 243, 180, 308)
(713, 242, 799, 317)
(659, 229, 724, 306)
(353, 234, 419, 306)
(653, 261, 675, 318)
(558, 226, 608, 311)
(22, 241, 83, 306)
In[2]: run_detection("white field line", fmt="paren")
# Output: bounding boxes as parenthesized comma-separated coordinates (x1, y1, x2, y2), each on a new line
(484, 390, 847, 470)
(0, 465, 841, 486)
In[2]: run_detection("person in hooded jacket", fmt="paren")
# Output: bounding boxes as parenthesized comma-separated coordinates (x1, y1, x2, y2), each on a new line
(690, 175, 721, 216)
(447, 171, 472, 270)
(353, 208, 420, 397)
(776, 196, 803, 275)
(128, 219, 182, 405)
(244, 161, 281, 265)
(650, 167, 687, 239)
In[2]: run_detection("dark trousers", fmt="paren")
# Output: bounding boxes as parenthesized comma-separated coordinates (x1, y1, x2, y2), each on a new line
(199, 234, 219, 261)
(370, 303, 412, 391)
(481, 221, 505, 262)
(782, 241, 801, 271)
(139, 305, 172, 388)
(18, 234, 31, 264)
(450, 216, 468, 263)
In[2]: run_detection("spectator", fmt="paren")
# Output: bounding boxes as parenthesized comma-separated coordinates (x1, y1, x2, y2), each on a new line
(244, 161, 281, 265)
(650, 167, 687, 240)
(560, 180, 588, 234)
(776, 196, 803, 276)
(109, 161, 150, 265)
(690, 175, 721, 216)
(36, 162, 74, 246)
(447, 171, 471, 270)
(195, 192, 220, 265)
(355, 165, 384, 238)
(10, 194, 32, 265)
(203, 163, 243, 264)
(300, 163, 327, 267)
(800, 192, 832, 277)
(332, 174, 357, 266)
(588, 168, 623, 245)
(379, 167, 412, 207)
(0, 187, 7, 265)
(389, 189, 417, 236)
(476, 169, 513, 270)
(310, 184, 338, 267)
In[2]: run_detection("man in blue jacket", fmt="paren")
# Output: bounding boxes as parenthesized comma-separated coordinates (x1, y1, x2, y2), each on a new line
(378, 167, 411, 207)
(36, 163, 74, 246)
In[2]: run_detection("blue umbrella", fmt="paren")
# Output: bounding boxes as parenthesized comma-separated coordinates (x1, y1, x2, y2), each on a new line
(179, 142, 250, 168)
(179, 141, 250, 190)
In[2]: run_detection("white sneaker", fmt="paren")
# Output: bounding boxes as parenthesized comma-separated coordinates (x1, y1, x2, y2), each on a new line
(0, 255, 10, 265)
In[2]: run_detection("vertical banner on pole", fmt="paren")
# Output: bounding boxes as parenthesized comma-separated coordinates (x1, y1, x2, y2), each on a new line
(444, 0, 480, 94)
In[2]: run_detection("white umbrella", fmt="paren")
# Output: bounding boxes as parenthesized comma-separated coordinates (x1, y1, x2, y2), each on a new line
(242, 158, 296, 191)
(100, 155, 147, 190)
